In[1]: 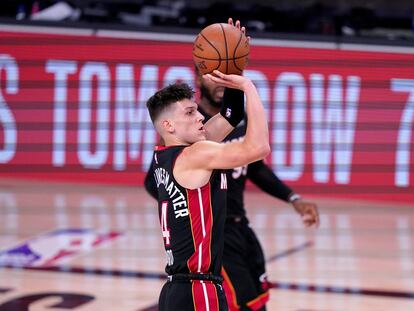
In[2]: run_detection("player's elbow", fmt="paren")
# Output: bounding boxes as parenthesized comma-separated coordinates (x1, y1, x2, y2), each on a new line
(246, 142, 270, 162)
(257, 142, 271, 159)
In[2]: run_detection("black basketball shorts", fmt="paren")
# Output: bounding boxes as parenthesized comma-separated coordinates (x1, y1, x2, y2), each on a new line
(221, 218, 270, 310)
(159, 274, 228, 311)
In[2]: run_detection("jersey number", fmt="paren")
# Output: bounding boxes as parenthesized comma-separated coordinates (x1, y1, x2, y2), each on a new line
(232, 165, 248, 179)
(161, 201, 171, 246)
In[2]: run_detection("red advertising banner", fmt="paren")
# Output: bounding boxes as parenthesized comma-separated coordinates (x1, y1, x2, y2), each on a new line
(0, 29, 413, 202)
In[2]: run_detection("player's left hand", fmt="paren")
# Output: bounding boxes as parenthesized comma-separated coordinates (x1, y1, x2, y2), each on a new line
(228, 17, 250, 44)
(291, 199, 320, 228)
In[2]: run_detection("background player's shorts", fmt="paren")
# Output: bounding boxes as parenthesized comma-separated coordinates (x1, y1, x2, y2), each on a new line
(222, 218, 270, 311)
(159, 279, 228, 311)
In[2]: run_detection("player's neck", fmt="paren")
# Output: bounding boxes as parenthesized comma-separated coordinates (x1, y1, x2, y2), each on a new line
(163, 135, 189, 147)
(198, 97, 220, 117)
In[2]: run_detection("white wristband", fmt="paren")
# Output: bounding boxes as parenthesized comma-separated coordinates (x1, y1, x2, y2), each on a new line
(288, 193, 302, 203)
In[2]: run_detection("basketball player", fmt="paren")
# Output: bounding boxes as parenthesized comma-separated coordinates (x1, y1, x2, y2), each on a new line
(145, 19, 319, 310)
(146, 70, 270, 311)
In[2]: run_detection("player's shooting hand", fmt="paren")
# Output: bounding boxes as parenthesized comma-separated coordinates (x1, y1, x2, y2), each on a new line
(292, 199, 320, 228)
(204, 70, 252, 91)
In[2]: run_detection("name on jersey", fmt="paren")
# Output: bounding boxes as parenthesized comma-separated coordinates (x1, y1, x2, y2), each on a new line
(154, 167, 189, 218)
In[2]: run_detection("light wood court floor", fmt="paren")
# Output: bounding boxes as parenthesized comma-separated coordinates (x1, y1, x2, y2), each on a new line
(0, 178, 413, 310)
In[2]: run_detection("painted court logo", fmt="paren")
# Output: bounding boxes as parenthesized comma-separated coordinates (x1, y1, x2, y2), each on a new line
(0, 228, 122, 267)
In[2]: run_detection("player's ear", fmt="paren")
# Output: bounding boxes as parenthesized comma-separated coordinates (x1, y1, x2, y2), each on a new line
(162, 119, 175, 133)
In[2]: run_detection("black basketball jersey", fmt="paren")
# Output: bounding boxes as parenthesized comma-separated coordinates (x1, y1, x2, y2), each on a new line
(151, 145, 227, 276)
(221, 121, 248, 218)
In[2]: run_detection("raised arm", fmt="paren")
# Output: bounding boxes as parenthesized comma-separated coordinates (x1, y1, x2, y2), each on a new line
(248, 160, 293, 201)
(174, 72, 270, 189)
(205, 71, 270, 166)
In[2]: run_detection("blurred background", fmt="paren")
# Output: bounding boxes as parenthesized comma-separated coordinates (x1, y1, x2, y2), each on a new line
(1, 0, 414, 41)
(0, 0, 413, 202)
(1, 1, 414, 310)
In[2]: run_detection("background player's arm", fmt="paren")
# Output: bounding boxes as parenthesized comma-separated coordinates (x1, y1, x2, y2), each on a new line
(247, 160, 320, 227)
(203, 113, 235, 142)
(203, 87, 245, 142)
(144, 159, 158, 200)
(248, 160, 293, 201)
(144, 138, 165, 200)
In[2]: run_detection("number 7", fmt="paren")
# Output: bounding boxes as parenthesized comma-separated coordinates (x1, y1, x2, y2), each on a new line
(391, 79, 414, 187)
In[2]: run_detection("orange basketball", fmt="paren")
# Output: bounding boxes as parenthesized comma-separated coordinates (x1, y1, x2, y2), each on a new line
(193, 23, 249, 75)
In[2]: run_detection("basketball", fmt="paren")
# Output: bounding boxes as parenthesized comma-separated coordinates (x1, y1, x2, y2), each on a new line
(193, 23, 249, 75)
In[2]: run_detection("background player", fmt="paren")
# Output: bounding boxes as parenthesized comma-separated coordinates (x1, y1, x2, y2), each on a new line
(146, 71, 270, 311)
(197, 71, 320, 310)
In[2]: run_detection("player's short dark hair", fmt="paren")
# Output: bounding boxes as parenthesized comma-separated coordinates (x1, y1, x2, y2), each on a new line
(147, 83, 195, 123)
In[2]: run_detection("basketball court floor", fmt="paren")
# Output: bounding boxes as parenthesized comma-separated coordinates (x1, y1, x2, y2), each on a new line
(0, 178, 413, 310)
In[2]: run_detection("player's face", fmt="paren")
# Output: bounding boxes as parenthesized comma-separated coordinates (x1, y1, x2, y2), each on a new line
(172, 99, 206, 144)
(200, 75, 224, 108)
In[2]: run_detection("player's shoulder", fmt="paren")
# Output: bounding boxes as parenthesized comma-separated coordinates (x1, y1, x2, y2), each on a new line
(180, 140, 221, 160)
(190, 140, 222, 151)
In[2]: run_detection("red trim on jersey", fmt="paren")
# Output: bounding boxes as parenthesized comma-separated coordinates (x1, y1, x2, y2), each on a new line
(186, 184, 213, 273)
(221, 267, 240, 311)
(186, 188, 197, 264)
(246, 291, 270, 311)
(155, 144, 187, 151)
(192, 281, 219, 311)
(154, 145, 168, 151)
(206, 281, 220, 310)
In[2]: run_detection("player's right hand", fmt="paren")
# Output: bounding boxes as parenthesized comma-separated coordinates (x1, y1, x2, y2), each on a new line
(203, 70, 252, 91)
